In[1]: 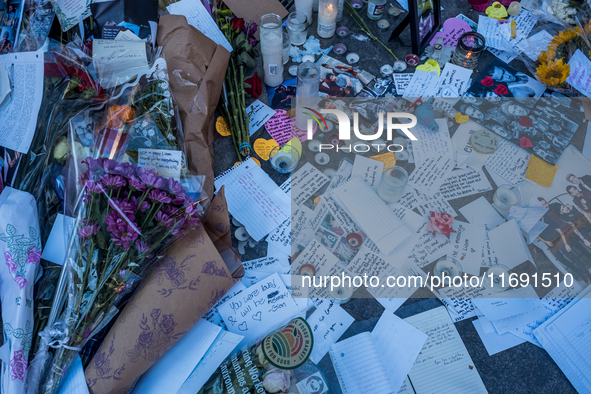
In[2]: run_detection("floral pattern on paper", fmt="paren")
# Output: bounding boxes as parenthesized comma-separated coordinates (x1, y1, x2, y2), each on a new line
(3, 320, 33, 354)
(1, 224, 41, 290)
(149, 254, 201, 298)
(10, 350, 27, 381)
(125, 309, 185, 363)
(86, 334, 126, 388)
(201, 260, 228, 277)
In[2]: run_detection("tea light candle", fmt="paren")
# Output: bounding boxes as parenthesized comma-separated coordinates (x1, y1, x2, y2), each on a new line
(346, 52, 359, 64)
(317, 0, 338, 38)
(388, 6, 400, 16)
(433, 259, 462, 279)
(493, 185, 520, 211)
(393, 60, 407, 71)
(405, 54, 418, 66)
(328, 284, 354, 304)
(507, 1, 521, 16)
(451, 31, 485, 70)
(380, 64, 393, 75)
(333, 43, 347, 54)
(260, 14, 284, 87)
(484, 265, 511, 292)
(298, 263, 316, 276)
(302, 54, 315, 62)
(377, 18, 390, 30)
(351, 0, 364, 9)
(308, 139, 321, 152)
(315, 152, 330, 165)
(336, 26, 350, 37)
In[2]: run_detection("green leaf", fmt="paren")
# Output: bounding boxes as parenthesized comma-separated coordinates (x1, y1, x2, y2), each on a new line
(6, 224, 16, 236)
(29, 227, 37, 240)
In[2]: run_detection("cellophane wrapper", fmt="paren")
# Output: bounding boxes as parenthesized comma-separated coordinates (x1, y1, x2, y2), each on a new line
(29, 54, 209, 394)
(515, 0, 591, 94)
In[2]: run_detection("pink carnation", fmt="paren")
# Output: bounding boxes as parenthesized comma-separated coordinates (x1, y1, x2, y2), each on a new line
(426, 212, 456, 237)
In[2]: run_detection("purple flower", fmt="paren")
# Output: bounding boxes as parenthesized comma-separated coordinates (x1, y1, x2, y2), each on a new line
(159, 314, 177, 335)
(131, 196, 150, 213)
(14, 275, 27, 290)
(135, 239, 150, 253)
(172, 194, 187, 206)
(151, 309, 161, 320)
(78, 223, 101, 239)
(110, 222, 139, 249)
(171, 217, 185, 235)
(128, 176, 147, 192)
(109, 198, 136, 217)
(185, 203, 198, 217)
(164, 205, 178, 217)
(139, 173, 165, 189)
(101, 158, 118, 173)
(101, 175, 126, 189)
(148, 189, 172, 204)
(83, 157, 103, 173)
(243, 20, 258, 38)
(85, 181, 104, 194)
(138, 331, 154, 347)
(167, 178, 184, 195)
(114, 162, 135, 178)
(83, 193, 92, 203)
(155, 211, 173, 227)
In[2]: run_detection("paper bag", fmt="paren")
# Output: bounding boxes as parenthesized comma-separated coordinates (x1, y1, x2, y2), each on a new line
(157, 15, 230, 200)
(0, 187, 42, 394)
(84, 193, 239, 394)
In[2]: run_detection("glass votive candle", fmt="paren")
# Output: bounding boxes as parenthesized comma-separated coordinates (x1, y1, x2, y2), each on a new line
(451, 32, 485, 70)
(282, 31, 291, 64)
(270, 144, 301, 173)
(493, 184, 520, 212)
(377, 165, 408, 203)
(260, 14, 284, 87)
(287, 11, 309, 45)
(508, 1, 521, 16)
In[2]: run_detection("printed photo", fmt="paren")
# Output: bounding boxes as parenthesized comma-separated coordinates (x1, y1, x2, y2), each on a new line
(318, 55, 374, 98)
(522, 147, 591, 286)
(0, 26, 14, 54)
(266, 77, 296, 110)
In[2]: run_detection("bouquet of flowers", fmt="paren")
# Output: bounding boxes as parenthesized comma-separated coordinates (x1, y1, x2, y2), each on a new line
(215, 10, 260, 159)
(27, 55, 207, 394)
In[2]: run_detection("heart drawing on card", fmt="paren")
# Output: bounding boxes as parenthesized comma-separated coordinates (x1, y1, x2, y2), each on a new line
(253, 138, 279, 161)
(238, 321, 248, 331)
(520, 137, 533, 148)
(252, 311, 262, 321)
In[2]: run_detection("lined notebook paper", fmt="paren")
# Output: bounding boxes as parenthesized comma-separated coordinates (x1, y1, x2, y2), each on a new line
(332, 177, 412, 255)
(329, 332, 396, 394)
(214, 158, 291, 241)
(404, 306, 488, 394)
(534, 286, 591, 393)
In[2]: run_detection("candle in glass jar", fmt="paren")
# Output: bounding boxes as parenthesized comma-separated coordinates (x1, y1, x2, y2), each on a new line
(295, 0, 314, 24)
(317, 0, 338, 38)
(451, 32, 485, 70)
(260, 14, 284, 87)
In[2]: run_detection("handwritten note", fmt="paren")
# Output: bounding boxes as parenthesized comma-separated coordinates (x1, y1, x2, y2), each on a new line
(351, 154, 384, 191)
(93, 39, 149, 88)
(393, 73, 413, 95)
(567, 49, 591, 97)
(265, 109, 293, 146)
(308, 299, 355, 363)
(448, 221, 486, 276)
(291, 162, 330, 206)
(402, 70, 440, 97)
(477, 16, 511, 51)
(214, 158, 291, 241)
(406, 306, 488, 393)
(433, 63, 473, 98)
(216, 273, 300, 345)
(438, 168, 492, 200)
(485, 138, 530, 185)
(407, 221, 454, 268)
(138, 149, 182, 180)
(430, 18, 472, 47)
(247, 100, 276, 135)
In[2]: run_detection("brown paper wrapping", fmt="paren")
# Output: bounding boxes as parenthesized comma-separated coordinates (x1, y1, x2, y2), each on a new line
(84, 190, 239, 393)
(157, 14, 230, 200)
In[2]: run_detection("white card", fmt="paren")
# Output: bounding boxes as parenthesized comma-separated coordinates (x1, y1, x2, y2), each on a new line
(138, 149, 182, 181)
(448, 221, 486, 276)
(351, 154, 384, 191)
(567, 49, 591, 97)
(477, 16, 511, 51)
(308, 299, 355, 363)
(247, 99, 276, 135)
(216, 273, 301, 346)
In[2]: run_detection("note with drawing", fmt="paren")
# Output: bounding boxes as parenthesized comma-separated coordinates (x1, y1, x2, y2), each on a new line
(216, 273, 300, 346)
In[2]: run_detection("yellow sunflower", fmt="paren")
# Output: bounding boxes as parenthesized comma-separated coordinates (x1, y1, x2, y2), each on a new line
(536, 59, 570, 86)
(538, 48, 557, 64)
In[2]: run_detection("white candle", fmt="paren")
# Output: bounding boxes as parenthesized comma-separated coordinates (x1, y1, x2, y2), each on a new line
(296, 0, 314, 25)
(260, 15, 284, 87)
(317, 0, 338, 38)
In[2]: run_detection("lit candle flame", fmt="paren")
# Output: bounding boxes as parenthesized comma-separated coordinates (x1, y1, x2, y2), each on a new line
(328, 4, 334, 11)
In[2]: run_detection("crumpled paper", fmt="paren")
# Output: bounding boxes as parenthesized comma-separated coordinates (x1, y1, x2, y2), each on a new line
(0, 187, 42, 394)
